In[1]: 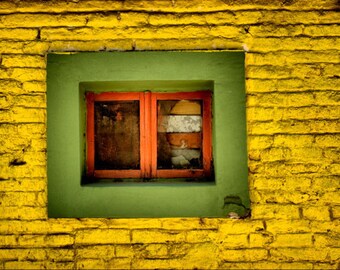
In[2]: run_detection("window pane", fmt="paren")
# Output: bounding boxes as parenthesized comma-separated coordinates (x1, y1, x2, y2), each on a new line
(94, 101, 140, 170)
(157, 100, 202, 169)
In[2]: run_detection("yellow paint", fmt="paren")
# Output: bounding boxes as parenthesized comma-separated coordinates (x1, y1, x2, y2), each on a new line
(0, 0, 339, 268)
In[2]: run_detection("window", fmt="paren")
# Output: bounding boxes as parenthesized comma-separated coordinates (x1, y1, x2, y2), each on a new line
(47, 51, 249, 218)
(86, 91, 212, 180)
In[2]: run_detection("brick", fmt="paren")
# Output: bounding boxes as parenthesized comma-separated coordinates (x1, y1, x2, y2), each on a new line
(0, 206, 46, 220)
(252, 190, 312, 205)
(270, 248, 329, 261)
(272, 233, 312, 247)
(49, 40, 133, 52)
(0, 68, 46, 82)
(303, 206, 331, 221)
(218, 220, 265, 234)
(249, 233, 274, 247)
(185, 229, 218, 243)
(315, 135, 340, 147)
(252, 204, 300, 219)
(1, 55, 45, 68)
(0, 14, 87, 28)
(304, 25, 340, 37)
(18, 234, 74, 247)
(314, 233, 340, 247)
(5, 261, 74, 269)
(87, 12, 149, 27)
(332, 206, 340, 219)
(0, 29, 37, 41)
(161, 218, 218, 230)
(77, 245, 116, 259)
(131, 258, 182, 270)
(0, 248, 46, 261)
(132, 229, 185, 243)
(0, 235, 17, 247)
(221, 249, 268, 261)
(252, 176, 312, 191)
(76, 229, 130, 244)
(0, 179, 46, 192)
(219, 234, 249, 248)
(0, 191, 43, 207)
(22, 81, 46, 93)
(310, 220, 340, 234)
(313, 263, 339, 269)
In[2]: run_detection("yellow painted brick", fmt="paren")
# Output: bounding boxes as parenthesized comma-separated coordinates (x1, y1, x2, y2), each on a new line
(249, 25, 304, 37)
(313, 263, 339, 269)
(312, 176, 340, 191)
(221, 248, 268, 261)
(332, 206, 340, 219)
(13, 94, 46, 108)
(249, 233, 273, 247)
(1, 55, 45, 68)
(270, 248, 329, 261)
(259, 147, 291, 162)
(87, 12, 148, 27)
(254, 262, 314, 269)
(252, 190, 312, 205)
(0, 248, 46, 261)
(218, 220, 264, 234)
(219, 234, 249, 248)
(0, 191, 42, 207)
(0, 29, 37, 40)
(246, 51, 340, 66)
(0, 107, 45, 123)
(106, 258, 131, 269)
(0, 179, 46, 192)
(289, 147, 324, 162)
(329, 248, 340, 261)
(249, 120, 339, 135)
(46, 248, 74, 262)
(115, 244, 135, 258)
(315, 134, 340, 147)
(252, 204, 300, 219)
(49, 40, 133, 53)
(0, 206, 46, 220)
(77, 245, 116, 259)
(303, 206, 331, 221)
(247, 135, 273, 150)
(247, 92, 316, 107)
(149, 13, 208, 25)
(314, 233, 340, 247)
(180, 243, 219, 269)
(252, 176, 311, 191)
(131, 258, 181, 270)
(219, 262, 253, 269)
(245, 37, 340, 52)
(304, 25, 340, 37)
(310, 221, 340, 234)
(161, 218, 218, 230)
(284, 106, 340, 120)
(135, 38, 242, 51)
(22, 41, 50, 55)
(22, 81, 46, 93)
(258, 10, 339, 25)
(272, 233, 312, 247)
(98, 218, 162, 229)
(0, 68, 46, 82)
(247, 107, 284, 122)
(4, 261, 74, 269)
(185, 229, 217, 243)
(18, 234, 73, 247)
(317, 191, 340, 205)
(0, 235, 17, 247)
(273, 135, 314, 148)
(0, 14, 87, 28)
(132, 229, 185, 243)
(0, 79, 22, 94)
(76, 229, 130, 244)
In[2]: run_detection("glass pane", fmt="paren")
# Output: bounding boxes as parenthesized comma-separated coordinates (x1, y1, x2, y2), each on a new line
(94, 101, 140, 170)
(157, 100, 202, 169)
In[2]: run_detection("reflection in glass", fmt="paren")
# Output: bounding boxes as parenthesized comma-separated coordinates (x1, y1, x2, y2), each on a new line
(94, 101, 140, 170)
(157, 100, 202, 169)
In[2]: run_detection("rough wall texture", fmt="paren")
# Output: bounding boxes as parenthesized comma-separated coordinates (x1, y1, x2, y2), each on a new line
(0, 0, 339, 269)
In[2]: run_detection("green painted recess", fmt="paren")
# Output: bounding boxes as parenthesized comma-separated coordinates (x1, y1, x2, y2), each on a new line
(47, 51, 248, 218)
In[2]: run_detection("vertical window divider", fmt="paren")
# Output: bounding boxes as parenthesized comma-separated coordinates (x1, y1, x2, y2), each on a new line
(144, 91, 153, 179)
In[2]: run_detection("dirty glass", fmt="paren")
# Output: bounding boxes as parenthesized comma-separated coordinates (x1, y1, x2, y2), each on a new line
(157, 100, 202, 169)
(94, 101, 140, 170)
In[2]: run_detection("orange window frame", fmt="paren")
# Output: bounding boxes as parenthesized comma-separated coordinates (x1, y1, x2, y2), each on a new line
(86, 91, 212, 179)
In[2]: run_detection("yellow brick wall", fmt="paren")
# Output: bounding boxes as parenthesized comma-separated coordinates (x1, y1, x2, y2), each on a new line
(0, 0, 339, 269)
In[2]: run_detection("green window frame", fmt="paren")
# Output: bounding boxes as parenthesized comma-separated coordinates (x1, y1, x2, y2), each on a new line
(47, 51, 249, 218)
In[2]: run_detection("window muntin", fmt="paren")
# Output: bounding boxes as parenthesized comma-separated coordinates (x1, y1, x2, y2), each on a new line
(86, 91, 212, 180)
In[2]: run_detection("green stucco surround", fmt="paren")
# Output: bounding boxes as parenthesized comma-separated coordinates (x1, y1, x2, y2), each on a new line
(47, 51, 248, 218)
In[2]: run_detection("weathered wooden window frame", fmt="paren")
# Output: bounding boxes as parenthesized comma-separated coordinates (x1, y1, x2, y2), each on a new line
(86, 91, 212, 180)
